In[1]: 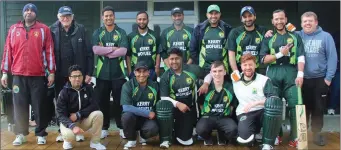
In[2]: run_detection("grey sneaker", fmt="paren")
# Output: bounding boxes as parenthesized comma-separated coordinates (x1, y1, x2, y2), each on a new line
(314, 132, 326, 146)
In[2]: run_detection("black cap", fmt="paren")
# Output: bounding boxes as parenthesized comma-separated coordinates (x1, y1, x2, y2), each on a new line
(240, 6, 256, 16)
(134, 61, 149, 71)
(171, 7, 183, 15)
(58, 6, 73, 15)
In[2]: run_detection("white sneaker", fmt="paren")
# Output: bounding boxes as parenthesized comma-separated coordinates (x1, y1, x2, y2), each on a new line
(124, 141, 136, 149)
(274, 136, 282, 145)
(63, 141, 73, 149)
(101, 130, 109, 139)
(120, 129, 126, 139)
(37, 136, 47, 145)
(160, 141, 170, 149)
(56, 133, 64, 142)
(90, 141, 106, 150)
(76, 134, 85, 142)
(328, 109, 335, 115)
(262, 144, 274, 150)
(138, 131, 147, 145)
(12, 134, 27, 146)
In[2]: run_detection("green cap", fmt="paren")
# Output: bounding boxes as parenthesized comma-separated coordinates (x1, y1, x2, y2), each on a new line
(207, 4, 220, 13)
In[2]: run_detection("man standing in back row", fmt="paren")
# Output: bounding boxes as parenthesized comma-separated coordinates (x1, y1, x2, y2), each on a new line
(92, 6, 128, 139)
(298, 11, 337, 146)
(190, 4, 232, 75)
(160, 7, 194, 70)
(1, 3, 55, 145)
(260, 9, 305, 148)
(126, 11, 160, 81)
(228, 6, 268, 77)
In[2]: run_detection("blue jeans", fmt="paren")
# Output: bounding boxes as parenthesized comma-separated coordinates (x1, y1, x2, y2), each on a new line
(328, 69, 340, 109)
(129, 69, 157, 81)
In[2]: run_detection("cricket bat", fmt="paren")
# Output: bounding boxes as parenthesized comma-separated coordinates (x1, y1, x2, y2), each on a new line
(296, 87, 308, 149)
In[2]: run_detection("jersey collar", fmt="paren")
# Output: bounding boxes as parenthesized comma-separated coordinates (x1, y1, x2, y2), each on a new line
(241, 73, 257, 83)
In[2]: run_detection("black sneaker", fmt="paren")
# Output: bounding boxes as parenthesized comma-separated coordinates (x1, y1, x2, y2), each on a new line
(204, 138, 213, 146)
(314, 132, 326, 146)
(216, 132, 226, 145)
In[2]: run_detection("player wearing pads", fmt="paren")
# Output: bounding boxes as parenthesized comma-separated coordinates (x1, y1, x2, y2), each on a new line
(156, 48, 206, 148)
(259, 9, 305, 148)
(233, 53, 282, 150)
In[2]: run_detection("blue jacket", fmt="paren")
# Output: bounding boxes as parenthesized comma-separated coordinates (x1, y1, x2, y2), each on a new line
(297, 26, 338, 81)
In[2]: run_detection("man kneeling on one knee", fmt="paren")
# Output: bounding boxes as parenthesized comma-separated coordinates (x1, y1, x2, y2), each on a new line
(121, 61, 159, 149)
(56, 65, 106, 150)
(233, 54, 282, 150)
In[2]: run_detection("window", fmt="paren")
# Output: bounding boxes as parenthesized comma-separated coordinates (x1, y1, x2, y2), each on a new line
(153, 2, 194, 16)
(103, 1, 147, 19)
(157, 24, 195, 32)
(116, 23, 136, 34)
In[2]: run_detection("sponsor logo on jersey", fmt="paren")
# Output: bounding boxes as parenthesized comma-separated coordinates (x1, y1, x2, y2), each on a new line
(113, 35, 119, 41)
(252, 88, 257, 94)
(219, 32, 224, 38)
(148, 93, 153, 100)
(186, 78, 192, 84)
(148, 39, 154, 45)
(223, 96, 228, 102)
(287, 38, 293, 44)
(183, 34, 188, 40)
(255, 38, 261, 44)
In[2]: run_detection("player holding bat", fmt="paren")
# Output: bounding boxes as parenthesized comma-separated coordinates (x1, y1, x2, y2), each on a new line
(259, 9, 305, 148)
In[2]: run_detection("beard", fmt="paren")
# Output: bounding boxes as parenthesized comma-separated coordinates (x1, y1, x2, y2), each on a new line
(243, 20, 255, 27)
(274, 24, 285, 31)
(174, 20, 183, 26)
(138, 23, 148, 30)
(244, 71, 254, 78)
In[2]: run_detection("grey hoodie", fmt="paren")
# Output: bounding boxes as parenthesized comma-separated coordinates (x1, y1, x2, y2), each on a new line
(297, 26, 338, 81)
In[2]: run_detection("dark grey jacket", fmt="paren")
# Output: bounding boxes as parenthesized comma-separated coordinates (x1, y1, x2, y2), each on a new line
(50, 20, 94, 76)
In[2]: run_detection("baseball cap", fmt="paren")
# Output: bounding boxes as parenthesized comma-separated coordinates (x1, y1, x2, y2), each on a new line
(134, 61, 149, 71)
(240, 6, 256, 16)
(58, 6, 73, 15)
(171, 7, 184, 15)
(207, 4, 220, 13)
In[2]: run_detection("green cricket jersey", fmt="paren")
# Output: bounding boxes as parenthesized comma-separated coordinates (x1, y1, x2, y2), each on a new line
(92, 25, 128, 80)
(160, 25, 193, 64)
(227, 25, 267, 67)
(260, 31, 305, 65)
(160, 64, 204, 107)
(202, 81, 235, 117)
(120, 78, 159, 111)
(200, 26, 228, 72)
(127, 29, 160, 70)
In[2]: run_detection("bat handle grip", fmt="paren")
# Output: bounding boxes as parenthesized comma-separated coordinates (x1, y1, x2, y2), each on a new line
(297, 87, 303, 105)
